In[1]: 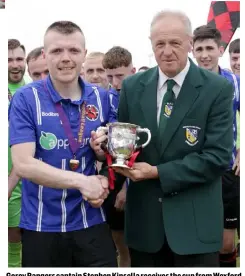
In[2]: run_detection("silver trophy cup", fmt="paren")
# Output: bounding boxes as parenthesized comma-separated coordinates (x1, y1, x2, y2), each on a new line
(97, 122, 151, 168)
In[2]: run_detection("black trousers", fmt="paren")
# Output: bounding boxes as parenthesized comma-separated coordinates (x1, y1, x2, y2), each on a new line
(130, 241, 219, 267)
(22, 223, 117, 267)
(103, 189, 125, 231)
(222, 170, 240, 229)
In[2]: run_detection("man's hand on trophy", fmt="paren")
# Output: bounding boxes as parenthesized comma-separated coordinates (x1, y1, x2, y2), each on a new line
(90, 130, 107, 159)
(113, 162, 159, 182)
(80, 175, 109, 202)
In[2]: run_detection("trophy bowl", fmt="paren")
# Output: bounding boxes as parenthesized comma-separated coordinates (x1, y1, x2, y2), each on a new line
(97, 122, 151, 169)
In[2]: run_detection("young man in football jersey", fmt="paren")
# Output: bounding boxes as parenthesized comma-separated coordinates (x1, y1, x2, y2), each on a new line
(100, 46, 136, 267)
(193, 25, 240, 267)
(229, 38, 240, 257)
(9, 21, 117, 267)
(229, 39, 240, 76)
(8, 38, 29, 268)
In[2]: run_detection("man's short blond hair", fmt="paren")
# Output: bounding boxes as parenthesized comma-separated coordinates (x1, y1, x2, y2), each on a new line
(150, 10, 192, 36)
(86, 52, 105, 60)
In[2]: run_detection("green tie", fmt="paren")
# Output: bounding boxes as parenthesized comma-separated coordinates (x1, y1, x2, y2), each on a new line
(158, 79, 176, 137)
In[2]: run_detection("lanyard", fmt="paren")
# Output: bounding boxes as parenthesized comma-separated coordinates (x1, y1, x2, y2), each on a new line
(43, 80, 86, 170)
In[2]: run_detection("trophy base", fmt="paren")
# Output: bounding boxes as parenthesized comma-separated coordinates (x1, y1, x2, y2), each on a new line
(110, 163, 133, 169)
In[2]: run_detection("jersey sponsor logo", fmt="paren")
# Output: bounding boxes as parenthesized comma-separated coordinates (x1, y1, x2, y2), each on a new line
(39, 131, 90, 150)
(42, 111, 59, 117)
(85, 105, 99, 121)
(39, 131, 58, 150)
(183, 125, 201, 146)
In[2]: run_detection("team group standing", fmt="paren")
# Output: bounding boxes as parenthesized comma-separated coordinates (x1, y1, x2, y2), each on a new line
(8, 9, 240, 268)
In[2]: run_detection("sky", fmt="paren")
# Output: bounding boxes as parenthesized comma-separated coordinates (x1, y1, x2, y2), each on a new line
(7, 0, 240, 71)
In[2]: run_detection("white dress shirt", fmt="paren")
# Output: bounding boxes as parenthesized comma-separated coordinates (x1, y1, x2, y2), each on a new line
(157, 59, 190, 124)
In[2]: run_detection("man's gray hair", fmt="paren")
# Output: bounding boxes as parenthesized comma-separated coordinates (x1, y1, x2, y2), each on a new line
(150, 10, 192, 36)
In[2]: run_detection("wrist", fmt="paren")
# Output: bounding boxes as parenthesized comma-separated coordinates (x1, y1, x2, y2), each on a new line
(70, 172, 88, 190)
(122, 181, 127, 191)
(150, 166, 159, 179)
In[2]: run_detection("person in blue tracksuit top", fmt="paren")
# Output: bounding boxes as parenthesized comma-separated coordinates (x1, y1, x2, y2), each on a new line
(9, 20, 117, 267)
(193, 25, 240, 268)
(84, 50, 134, 267)
(228, 38, 240, 257)
(90, 46, 136, 267)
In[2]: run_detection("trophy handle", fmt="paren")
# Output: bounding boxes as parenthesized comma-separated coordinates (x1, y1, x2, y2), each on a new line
(136, 128, 151, 149)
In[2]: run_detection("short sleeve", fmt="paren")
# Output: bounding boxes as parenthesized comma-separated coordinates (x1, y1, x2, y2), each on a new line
(9, 90, 36, 146)
(107, 90, 118, 123)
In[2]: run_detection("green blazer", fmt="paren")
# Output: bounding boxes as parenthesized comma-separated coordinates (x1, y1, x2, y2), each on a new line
(102, 59, 234, 255)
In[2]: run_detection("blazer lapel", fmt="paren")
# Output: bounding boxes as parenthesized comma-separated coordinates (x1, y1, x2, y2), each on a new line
(160, 60, 204, 155)
(139, 67, 159, 152)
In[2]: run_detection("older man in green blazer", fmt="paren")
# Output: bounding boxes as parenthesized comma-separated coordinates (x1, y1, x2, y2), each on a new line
(91, 10, 234, 267)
